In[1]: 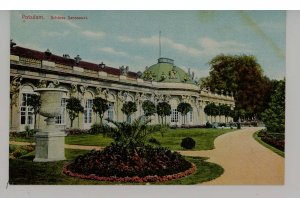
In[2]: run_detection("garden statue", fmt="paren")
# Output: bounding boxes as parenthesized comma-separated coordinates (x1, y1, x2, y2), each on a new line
(33, 87, 68, 162)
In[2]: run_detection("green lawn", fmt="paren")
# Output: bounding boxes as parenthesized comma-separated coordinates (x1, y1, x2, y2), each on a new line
(9, 149, 223, 185)
(10, 128, 234, 151)
(150, 128, 234, 150)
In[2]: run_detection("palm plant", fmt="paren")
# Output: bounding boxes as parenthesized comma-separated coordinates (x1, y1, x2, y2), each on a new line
(105, 116, 158, 149)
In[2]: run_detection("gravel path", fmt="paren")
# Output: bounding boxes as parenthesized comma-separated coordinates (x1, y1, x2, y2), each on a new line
(179, 127, 284, 185)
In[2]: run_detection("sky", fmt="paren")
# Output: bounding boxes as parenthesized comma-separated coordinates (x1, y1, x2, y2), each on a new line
(11, 10, 286, 80)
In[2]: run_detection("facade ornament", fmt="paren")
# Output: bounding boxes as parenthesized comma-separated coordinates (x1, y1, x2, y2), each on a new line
(117, 91, 127, 102)
(183, 73, 190, 82)
(120, 65, 129, 76)
(168, 67, 177, 79)
(137, 71, 143, 78)
(143, 70, 155, 81)
(98, 62, 106, 69)
(95, 87, 102, 96)
(164, 94, 171, 102)
(74, 55, 81, 65)
(191, 71, 195, 80)
(38, 79, 47, 88)
(47, 80, 59, 88)
(70, 83, 78, 96)
(10, 75, 22, 106)
(160, 72, 167, 81)
(79, 85, 88, 95)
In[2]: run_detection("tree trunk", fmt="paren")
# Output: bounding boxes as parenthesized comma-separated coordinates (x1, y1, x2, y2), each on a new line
(70, 119, 73, 128)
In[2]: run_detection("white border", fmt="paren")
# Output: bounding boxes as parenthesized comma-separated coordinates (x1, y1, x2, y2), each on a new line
(1, 10, 300, 198)
(1, 0, 300, 10)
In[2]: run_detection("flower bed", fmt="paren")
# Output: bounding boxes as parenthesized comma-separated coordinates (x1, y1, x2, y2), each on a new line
(63, 162, 196, 183)
(63, 144, 196, 183)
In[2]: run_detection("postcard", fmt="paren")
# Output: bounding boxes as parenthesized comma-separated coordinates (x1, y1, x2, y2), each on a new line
(8, 10, 285, 186)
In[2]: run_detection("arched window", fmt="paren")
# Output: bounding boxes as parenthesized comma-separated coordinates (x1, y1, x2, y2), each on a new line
(171, 108, 179, 123)
(107, 103, 114, 121)
(55, 98, 67, 125)
(84, 99, 93, 124)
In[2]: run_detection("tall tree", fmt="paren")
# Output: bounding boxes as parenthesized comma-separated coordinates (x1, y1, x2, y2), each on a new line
(261, 80, 285, 133)
(177, 102, 192, 125)
(156, 102, 171, 125)
(93, 97, 109, 125)
(27, 94, 41, 130)
(66, 97, 84, 128)
(142, 100, 156, 118)
(203, 54, 272, 117)
(121, 101, 137, 123)
(219, 104, 231, 123)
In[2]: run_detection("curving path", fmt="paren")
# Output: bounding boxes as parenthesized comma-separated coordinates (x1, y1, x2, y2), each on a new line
(179, 127, 284, 185)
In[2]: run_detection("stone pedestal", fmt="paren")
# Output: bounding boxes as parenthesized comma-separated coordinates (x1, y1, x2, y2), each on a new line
(34, 131, 66, 162)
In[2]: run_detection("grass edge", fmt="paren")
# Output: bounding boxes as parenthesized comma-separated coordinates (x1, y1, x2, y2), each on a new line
(253, 130, 284, 158)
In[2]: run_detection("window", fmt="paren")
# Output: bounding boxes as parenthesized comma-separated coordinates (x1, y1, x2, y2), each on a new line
(189, 111, 193, 122)
(107, 103, 114, 121)
(55, 98, 66, 124)
(20, 93, 34, 125)
(171, 108, 179, 123)
(84, 99, 93, 124)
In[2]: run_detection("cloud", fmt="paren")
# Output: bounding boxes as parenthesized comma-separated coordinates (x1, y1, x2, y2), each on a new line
(81, 30, 106, 39)
(117, 36, 134, 43)
(42, 30, 70, 37)
(118, 35, 202, 57)
(61, 20, 80, 29)
(198, 37, 252, 56)
(98, 47, 128, 56)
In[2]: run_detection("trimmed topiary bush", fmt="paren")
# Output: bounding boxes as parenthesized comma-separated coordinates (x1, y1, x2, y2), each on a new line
(181, 137, 196, 149)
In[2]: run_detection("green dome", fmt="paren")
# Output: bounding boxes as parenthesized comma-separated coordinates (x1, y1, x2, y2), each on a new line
(143, 58, 195, 84)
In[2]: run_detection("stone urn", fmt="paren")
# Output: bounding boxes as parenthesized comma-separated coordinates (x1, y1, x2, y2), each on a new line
(33, 88, 68, 162)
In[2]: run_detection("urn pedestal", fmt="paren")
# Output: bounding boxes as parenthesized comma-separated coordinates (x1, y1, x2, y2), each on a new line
(33, 88, 68, 162)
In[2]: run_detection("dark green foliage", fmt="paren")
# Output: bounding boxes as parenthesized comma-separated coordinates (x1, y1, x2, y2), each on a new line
(66, 97, 84, 128)
(203, 54, 273, 116)
(177, 102, 192, 125)
(92, 97, 109, 125)
(69, 144, 192, 178)
(121, 101, 137, 123)
(204, 103, 219, 122)
(261, 80, 285, 133)
(148, 137, 161, 146)
(105, 116, 157, 148)
(64, 128, 89, 136)
(142, 100, 156, 117)
(26, 94, 41, 129)
(156, 102, 171, 125)
(181, 137, 196, 149)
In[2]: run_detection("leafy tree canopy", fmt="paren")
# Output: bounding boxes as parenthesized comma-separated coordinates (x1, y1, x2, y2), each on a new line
(177, 102, 192, 116)
(142, 100, 156, 117)
(66, 97, 84, 127)
(202, 54, 273, 116)
(93, 97, 109, 124)
(261, 79, 285, 133)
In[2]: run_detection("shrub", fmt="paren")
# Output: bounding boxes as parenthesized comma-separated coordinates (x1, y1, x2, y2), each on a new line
(205, 122, 212, 128)
(181, 137, 196, 149)
(89, 123, 102, 134)
(65, 128, 89, 136)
